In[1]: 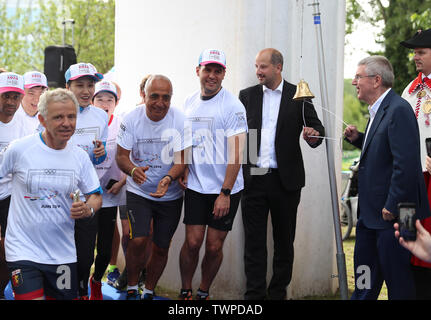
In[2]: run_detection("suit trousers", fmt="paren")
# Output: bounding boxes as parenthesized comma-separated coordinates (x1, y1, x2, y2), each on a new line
(351, 218, 416, 300)
(242, 170, 301, 300)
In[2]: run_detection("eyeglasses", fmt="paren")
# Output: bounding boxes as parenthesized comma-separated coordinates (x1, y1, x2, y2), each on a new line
(353, 74, 377, 81)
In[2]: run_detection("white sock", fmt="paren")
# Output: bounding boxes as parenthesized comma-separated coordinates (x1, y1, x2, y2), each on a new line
(143, 287, 154, 295)
(127, 285, 138, 292)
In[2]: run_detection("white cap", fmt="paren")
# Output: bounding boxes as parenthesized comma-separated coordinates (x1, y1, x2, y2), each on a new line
(65, 62, 103, 83)
(94, 80, 118, 100)
(198, 49, 226, 69)
(23, 71, 48, 89)
(0, 72, 25, 95)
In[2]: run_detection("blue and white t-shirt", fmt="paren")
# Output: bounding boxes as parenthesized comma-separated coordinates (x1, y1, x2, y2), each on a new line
(0, 133, 101, 264)
(117, 105, 190, 202)
(71, 105, 109, 164)
(95, 115, 126, 208)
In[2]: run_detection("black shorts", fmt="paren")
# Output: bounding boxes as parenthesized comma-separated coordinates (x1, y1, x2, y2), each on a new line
(126, 191, 182, 249)
(183, 189, 242, 231)
(7, 260, 78, 300)
(0, 196, 11, 238)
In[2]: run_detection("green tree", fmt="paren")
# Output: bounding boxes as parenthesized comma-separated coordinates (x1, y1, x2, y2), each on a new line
(0, 0, 115, 75)
(346, 0, 431, 94)
(343, 79, 368, 151)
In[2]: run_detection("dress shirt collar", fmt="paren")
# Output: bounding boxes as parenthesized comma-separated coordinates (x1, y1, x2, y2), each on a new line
(262, 79, 283, 94)
(368, 88, 390, 118)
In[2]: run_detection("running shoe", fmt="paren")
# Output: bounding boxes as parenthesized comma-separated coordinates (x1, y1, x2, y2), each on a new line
(113, 270, 127, 291)
(179, 289, 193, 300)
(89, 275, 103, 300)
(126, 289, 141, 300)
(195, 292, 209, 300)
(142, 292, 154, 300)
(107, 268, 120, 286)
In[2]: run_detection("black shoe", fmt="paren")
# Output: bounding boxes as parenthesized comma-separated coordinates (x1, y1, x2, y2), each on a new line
(179, 289, 193, 300)
(114, 270, 127, 291)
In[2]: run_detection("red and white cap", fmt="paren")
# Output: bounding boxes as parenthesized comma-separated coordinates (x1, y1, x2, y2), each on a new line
(94, 80, 118, 100)
(65, 62, 103, 83)
(198, 49, 227, 69)
(0, 72, 25, 95)
(23, 71, 48, 89)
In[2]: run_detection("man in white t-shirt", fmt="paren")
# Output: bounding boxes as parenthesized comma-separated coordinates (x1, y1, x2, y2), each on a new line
(116, 75, 191, 300)
(15, 71, 48, 135)
(178, 49, 247, 300)
(65, 62, 109, 299)
(1, 88, 102, 300)
(0, 72, 26, 300)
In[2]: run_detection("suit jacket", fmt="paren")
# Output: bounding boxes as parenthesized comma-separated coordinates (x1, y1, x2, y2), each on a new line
(239, 80, 325, 191)
(350, 89, 430, 229)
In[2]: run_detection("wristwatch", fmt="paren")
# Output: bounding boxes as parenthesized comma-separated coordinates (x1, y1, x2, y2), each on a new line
(86, 204, 95, 218)
(221, 188, 231, 196)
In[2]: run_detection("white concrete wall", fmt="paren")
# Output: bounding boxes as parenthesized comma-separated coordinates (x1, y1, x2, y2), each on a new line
(114, 0, 346, 299)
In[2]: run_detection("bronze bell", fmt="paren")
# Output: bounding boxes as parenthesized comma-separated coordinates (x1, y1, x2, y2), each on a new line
(293, 79, 315, 101)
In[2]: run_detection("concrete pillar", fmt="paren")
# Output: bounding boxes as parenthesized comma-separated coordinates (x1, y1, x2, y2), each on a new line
(114, 0, 346, 299)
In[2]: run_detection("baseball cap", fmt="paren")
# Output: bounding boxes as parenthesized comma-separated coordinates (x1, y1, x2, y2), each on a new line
(65, 62, 103, 83)
(0, 72, 25, 95)
(93, 80, 118, 101)
(401, 29, 431, 49)
(198, 49, 226, 69)
(23, 71, 48, 89)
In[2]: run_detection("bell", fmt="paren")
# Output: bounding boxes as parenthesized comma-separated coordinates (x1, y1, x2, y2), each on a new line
(293, 79, 315, 101)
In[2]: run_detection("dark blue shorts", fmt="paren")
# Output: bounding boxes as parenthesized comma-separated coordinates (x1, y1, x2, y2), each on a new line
(7, 260, 78, 300)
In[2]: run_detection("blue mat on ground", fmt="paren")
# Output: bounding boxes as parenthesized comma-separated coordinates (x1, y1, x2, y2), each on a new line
(4, 281, 169, 300)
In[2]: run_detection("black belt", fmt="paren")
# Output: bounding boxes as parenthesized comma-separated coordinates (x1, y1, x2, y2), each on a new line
(250, 167, 279, 175)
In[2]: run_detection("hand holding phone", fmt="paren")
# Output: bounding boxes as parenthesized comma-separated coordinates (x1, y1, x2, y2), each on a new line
(398, 202, 417, 241)
(105, 179, 119, 190)
(426, 138, 431, 157)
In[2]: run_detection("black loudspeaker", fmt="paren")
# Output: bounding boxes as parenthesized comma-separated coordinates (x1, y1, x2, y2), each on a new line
(44, 45, 77, 88)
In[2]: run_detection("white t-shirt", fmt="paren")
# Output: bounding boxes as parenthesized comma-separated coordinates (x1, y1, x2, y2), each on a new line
(182, 88, 247, 194)
(71, 105, 109, 163)
(0, 133, 101, 264)
(0, 115, 28, 200)
(402, 78, 431, 171)
(15, 105, 40, 136)
(95, 115, 126, 208)
(117, 105, 190, 201)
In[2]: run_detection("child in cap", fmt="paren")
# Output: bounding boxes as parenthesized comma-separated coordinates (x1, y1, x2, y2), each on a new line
(15, 71, 48, 135)
(87, 80, 127, 300)
(65, 62, 109, 299)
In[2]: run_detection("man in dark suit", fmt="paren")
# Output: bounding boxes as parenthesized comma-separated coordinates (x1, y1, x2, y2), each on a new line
(239, 48, 325, 300)
(344, 55, 430, 299)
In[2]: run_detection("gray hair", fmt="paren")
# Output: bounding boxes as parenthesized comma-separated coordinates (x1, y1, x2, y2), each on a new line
(38, 88, 79, 118)
(358, 55, 394, 88)
(144, 74, 173, 96)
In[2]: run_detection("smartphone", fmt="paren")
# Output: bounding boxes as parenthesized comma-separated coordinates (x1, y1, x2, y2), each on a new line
(398, 202, 417, 241)
(426, 138, 431, 157)
(106, 179, 119, 190)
